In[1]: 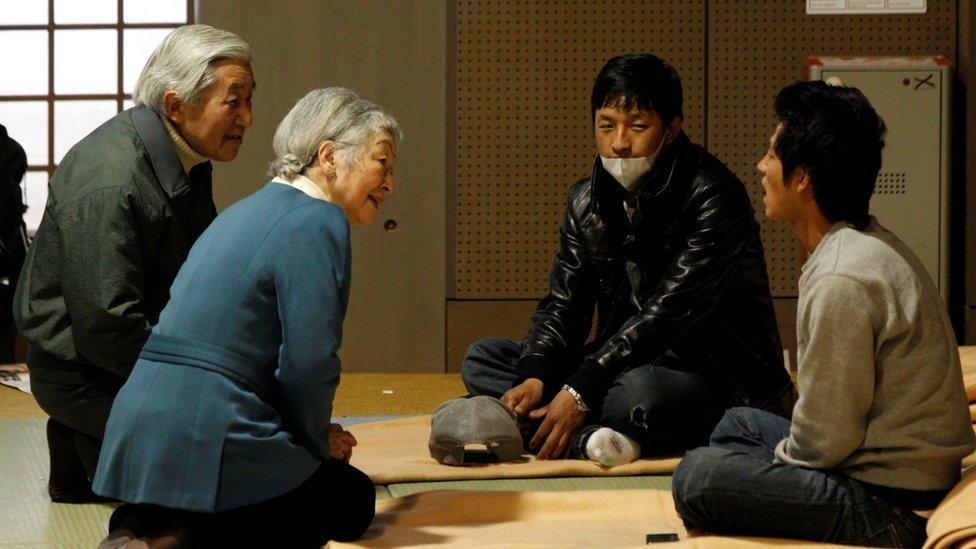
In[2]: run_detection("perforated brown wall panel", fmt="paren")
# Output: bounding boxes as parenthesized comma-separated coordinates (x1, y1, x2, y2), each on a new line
(708, 0, 956, 295)
(454, 1, 957, 299)
(961, 0, 976, 343)
(454, 0, 705, 298)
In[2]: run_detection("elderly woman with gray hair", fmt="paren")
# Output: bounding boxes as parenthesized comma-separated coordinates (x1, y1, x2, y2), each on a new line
(92, 88, 399, 547)
(13, 24, 253, 504)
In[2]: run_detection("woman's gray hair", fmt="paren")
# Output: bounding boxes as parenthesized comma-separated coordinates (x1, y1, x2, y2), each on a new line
(133, 25, 251, 114)
(269, 88, 401, 180)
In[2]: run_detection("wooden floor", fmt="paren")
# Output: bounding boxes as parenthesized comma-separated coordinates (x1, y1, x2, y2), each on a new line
(0, 372, 468, 419)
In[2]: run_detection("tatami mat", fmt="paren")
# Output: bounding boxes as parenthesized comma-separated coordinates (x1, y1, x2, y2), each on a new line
(0, 418, 116, 548)
(0, 384, 44, 419)
(2, 348, 973, 546)
(1, 411, 671, 546)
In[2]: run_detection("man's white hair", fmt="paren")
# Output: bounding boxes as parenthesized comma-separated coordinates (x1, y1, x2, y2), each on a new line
(133, 24, 251, 114)
(269, 87, 401, 180)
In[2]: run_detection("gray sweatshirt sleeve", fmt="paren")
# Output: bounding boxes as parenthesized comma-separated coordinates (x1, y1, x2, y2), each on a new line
(774, 273, 881, 469)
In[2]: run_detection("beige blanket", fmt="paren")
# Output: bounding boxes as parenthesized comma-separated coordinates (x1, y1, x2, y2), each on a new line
(329, 489, 848, 548)
(926, 468, 976, 549)
(348, 416, 680, 485)
(960, 347, 976, 471)
(924, 346, 976, 549)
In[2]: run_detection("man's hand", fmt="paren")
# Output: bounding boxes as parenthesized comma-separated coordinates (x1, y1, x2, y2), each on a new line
(500, 378, 544, 419)
(328, 423, 357, 462)
(528, 389, 586, 460)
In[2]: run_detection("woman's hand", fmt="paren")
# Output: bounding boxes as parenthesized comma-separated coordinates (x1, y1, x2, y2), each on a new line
(329, 423, 357, 462)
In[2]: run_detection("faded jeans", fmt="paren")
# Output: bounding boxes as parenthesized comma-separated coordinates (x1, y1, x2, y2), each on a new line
(460, 337, 727, 454)
(672, 407, 928, 548)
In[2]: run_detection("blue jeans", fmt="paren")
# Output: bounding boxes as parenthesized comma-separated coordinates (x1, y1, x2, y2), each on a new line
(461, 337, 727, 454)
(672, 407, 928, 548)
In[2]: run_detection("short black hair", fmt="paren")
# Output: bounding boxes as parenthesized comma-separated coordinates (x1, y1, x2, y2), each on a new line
(591, 53, 683, 124)
(774, 81, 886, 229)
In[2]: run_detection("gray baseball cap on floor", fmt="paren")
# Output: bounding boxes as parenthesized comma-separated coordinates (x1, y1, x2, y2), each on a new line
(429, 395, 525, 466)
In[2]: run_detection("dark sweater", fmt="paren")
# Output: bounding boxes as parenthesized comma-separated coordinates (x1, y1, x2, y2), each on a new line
(13, 107, 216, 382)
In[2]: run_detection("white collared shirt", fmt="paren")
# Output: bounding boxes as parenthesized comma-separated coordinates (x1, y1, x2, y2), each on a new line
(272, 174, 329, 202)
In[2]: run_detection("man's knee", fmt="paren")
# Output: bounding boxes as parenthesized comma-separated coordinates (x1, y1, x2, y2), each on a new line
(460, 353, 487, 394)
(715, 406, 757, 429)
(672, 447, 731, 525)
(603, 366, 664, 412)
(601, 367, 693, 430)
(460, 339, 492, 386)
(710, 407, 768, 443)
(460, 337, 517, 395)
(459, 358, 477, 389)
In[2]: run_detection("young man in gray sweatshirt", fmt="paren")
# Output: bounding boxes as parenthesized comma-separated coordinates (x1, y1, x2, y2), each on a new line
(671, 81, 975, 547)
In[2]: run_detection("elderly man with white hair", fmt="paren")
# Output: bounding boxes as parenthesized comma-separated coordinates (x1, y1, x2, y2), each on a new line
(13, 24, 254, 503)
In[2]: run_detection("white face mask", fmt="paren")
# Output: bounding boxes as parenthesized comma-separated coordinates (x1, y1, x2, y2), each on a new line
(599, 133, 668, 191)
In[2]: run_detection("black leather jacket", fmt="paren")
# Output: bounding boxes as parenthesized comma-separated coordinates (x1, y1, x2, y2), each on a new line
(516, 133, 791, 410)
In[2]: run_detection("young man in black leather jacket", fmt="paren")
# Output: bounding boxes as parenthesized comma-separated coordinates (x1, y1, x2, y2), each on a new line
(461, 53, 793, 464)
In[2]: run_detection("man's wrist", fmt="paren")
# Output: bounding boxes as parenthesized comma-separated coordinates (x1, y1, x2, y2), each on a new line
(563, 361, 607, 412)
(561, 384, 590, 413)
(515, 354, 553, 387)
(523, 377, 543, 389)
